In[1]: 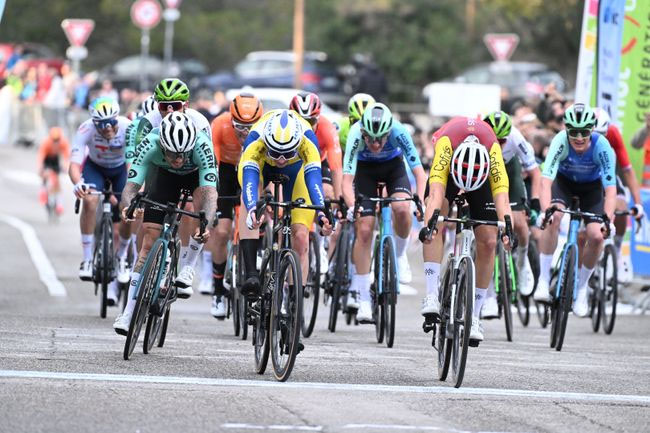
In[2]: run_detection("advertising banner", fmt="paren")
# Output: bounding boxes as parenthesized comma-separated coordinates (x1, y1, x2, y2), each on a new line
(596, 0, 625, 120)
(575, 0, 599, 104)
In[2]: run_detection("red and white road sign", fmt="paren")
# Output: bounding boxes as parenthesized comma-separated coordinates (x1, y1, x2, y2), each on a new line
(163, 0, 182, 9)
(483, 33, 519, 62)
(61, 19, 95, 47)
(131, 0, 162, 30)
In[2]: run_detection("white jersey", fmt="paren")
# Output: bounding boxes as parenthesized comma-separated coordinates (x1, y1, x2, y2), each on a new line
(501, 126, 537, 170)
(143, 108, 212, 139)
(70, 116, 130, 168)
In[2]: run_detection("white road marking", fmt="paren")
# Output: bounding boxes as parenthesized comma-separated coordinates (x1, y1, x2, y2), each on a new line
(222, 424, 322, 431)
(2, 169, 42, 187)
(0, 214, 67, 296)
(1, 369, 649, 404)
(221, 423, 519, 433)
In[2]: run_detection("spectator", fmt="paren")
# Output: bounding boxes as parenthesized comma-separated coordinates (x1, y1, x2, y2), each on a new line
(43, 68, 67, 129)
(630, 112, 650, 188)
(211, 89, 229, 117)
(5, 44, 23, 71)
(194, 89, 216, 123)
(98, 79, 119, 102)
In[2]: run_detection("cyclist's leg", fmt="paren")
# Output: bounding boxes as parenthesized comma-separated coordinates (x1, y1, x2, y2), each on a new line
(287, 163, 315, 286)
(613, 175, 627, 250)
(237, 164, 264, 293)
(110, 163, 132, 261)
(506, 158, 533, 294)
(385, 157, 414, 283)
(78, 161, 102, 274)
(319, 159, 337, 264)
(174, 171, 203, 290)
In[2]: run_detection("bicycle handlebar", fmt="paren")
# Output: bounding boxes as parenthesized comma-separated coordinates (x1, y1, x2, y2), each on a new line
(418, 209, 506, 243)
(540, 205, 611, 237)
(126, 192, 208, 236)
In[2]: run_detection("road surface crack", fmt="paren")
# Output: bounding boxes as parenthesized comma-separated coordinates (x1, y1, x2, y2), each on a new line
(268, 395, 315, 428)
(554, 402, 616, 431)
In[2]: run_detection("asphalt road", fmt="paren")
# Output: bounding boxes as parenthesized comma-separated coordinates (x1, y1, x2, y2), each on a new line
(1, 146, 649, 433)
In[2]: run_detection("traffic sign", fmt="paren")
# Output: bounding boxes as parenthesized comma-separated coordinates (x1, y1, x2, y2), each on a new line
(163, 0, 182, 9)
(61, 19, 95, 47)
(483, 33, 519, 62)
(131, 0, 162, 30)
(66, 46, 88, 61)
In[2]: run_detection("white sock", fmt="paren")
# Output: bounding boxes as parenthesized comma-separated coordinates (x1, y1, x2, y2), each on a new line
(130, 234, 138, 260)
(350, 263, 356, 276)
(424, 262, 440, 298)
(183, 237, 203, 269)
(578, 265, 594, 292)
(117, 235, 130, 259)
(358, 273, 372, 302)
(395, 234, 409, 258)
(487, 278, 497, 300)
(124, 272, 141, 314)
(81, 234, 94, 261)
(517, 244, 529, 270)
(539, 253, 554, 285)
(202, 251, 213, 280)
(614, 235, 623, 251)
(474, 287, 487, 318)
(179, 245, 189, 268)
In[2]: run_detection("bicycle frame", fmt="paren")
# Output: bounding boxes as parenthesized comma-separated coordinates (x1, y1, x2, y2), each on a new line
(554, 217, 580, 302)
(376, 199, 398, 296)
(445, 208, 476, 331)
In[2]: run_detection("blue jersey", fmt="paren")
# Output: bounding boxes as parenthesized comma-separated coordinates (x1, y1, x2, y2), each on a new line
(542, 132, 616, 186)
(342, 120, 422, 175)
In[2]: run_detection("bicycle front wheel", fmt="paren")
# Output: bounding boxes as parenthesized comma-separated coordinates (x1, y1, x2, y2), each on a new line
(99, 217, 113, 319)
(601, 244, 618, 335)
(501, 249, 514, 342)
(553, 246, 576, 352)
(301, 232, 320, 338)
(271, 250, 303, 381)
(328, 227, 350, 333)
(437, 264, 452, 382)
(452, 256, 474, 388)
(382, 237, 397, 348)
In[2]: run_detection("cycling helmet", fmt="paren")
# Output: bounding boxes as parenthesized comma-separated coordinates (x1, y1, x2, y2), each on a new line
(159, 112, 197, 153)
(290, 92, 321, 119)
(154, 78, 190, 102)
(230, 92, 263, 124)
(140, 95, 157, 115)
(594, 107, 611, 134)
(348, 93, 375, 122)
(262, 110, 303, 155)
(361, 103, 393, 138)
(450, 135, 490, 192)
(564, 103, 596, 129)
(483, 111, 512, 139)
(90, 97, 120, 121)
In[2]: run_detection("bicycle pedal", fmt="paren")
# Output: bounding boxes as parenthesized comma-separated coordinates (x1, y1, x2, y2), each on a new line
(468, 339, 480, 348)
(422, 321, 436, 334)
(297, 341, 305, 354)
(358, 318, 375, 324)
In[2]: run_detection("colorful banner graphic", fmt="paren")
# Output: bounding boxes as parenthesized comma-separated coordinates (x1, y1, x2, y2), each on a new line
(575, 0, 599, 104)
(596, 0, 625, 120)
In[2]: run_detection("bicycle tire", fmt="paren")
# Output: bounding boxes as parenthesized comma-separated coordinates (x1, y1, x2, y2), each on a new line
(229, 244, 240, 337)
(501, 249, 514, 342)
(437, 264, 452, 381)
(535, 301, 549, 328)
(601, 244, 618, 335)
(157, 305, 171, 348)
(555, 245, 576, 352)
(156, 239, 180, 349)
(271, 250, 303, 381)
(372, 235, 384, 343)
(124, 241, 164, 360)
(452, 256, 474, 388)
(254, 250, 272, 374)
(590, 283, 601, 333)
(143, 309, 162, 354)
(328, 227, 349, 333)
(382, 237, 397, 348)
(236, 243, 249, 340)
(515, 291, 530, 327)
(301, 232, 320, 338)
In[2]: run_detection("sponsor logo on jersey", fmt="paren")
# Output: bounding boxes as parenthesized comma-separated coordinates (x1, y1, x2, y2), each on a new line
(432, 142, 452, 173)
(128, 169, 137, 179)
(489, 150, 501, 183)
(204, 172, 217, 183)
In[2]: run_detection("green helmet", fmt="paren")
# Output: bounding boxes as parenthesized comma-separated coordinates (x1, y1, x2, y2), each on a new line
(483, 111, 512, 139)
(154, 78, 190, 102)
(361, 102, 393, 138)
(564, 103, 596, 129)
(348, 93, 375, 122)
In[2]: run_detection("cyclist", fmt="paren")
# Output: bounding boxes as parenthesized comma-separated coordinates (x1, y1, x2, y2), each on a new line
(290, 91, 342, 270)
(206, 92, 263, 318)
(481, 111, 542, 317)
(69, 97, 133, 304)
(238, 109, 332, 297)
(534, 103, 617, 317)
(594, 107, 644, 282)
(342, 103, 427, 322)
(114, 112, 218, 334)
(38, 126, 70, 215)
(125, 95, 157, 148)
(336, 93, 375, 151)
(420, 116, 513, 342)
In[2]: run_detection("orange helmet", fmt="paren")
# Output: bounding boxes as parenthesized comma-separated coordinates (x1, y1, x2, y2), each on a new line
(49, 127, 63, 140)
(230, 92, 263, 124)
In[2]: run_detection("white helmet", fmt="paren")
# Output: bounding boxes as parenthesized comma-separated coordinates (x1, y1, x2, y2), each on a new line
(159, 112, 197, 153)
(90, 97, 120, 121)
(141, 95, 157, 116)
(594, 107, 611, 134)
(262, 110, 304, 156)
(450, 135, 490, 192)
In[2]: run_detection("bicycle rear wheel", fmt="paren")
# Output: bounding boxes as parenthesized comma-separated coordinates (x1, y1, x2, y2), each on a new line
(301, 232, 320, 338)
(328, 227, 349, 333)
(500, 249, 514, 342)
(157, 305, 171, 348)
(228, 243, 240, 336)
(382, 237, 397, 348)
(590, 284, 602, 333)
(271, 250, 303, 381)
(144, 309, 162, 354)
(554, 246, 576, 352)
(98, 217, 113, 319)
(601, 244, 618, 335)
(124, 241, 164, 360)
(437, 265, 452, 381)
(452, 257, 474, 388)
(254, 253, 272, 374)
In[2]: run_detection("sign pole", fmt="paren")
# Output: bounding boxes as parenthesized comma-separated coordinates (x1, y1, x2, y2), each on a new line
(140, 27, 150, 92)
(292, 0, 304, 89)
(164, 17, 174, 70)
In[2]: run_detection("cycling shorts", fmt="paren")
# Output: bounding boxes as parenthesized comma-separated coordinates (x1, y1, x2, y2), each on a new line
(217, 162, 241, 220)
(551, 174, 603, 224)
(354, 156, 411, 217)
(82, 160, 127, 197)
(506, 158, 527, 211)
(43, 155, 60, 173)
(143, 168, 199, 225)
(321, 159, 332, 185)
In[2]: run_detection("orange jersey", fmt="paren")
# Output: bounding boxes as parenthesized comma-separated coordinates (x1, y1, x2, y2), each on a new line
(211, 112, 243, 165)
(38, 136, 70, 163)
(315, 116, 342, 170)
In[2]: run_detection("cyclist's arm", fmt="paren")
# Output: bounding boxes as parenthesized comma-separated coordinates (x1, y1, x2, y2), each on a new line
(527, 166, 542, 202)
(323, 120, 343, 199)
(193, 133, 219, 227)
(69, 123, 91, 185)
(609, 126, 642, 204)
(395, 124, 426, 199)
(122, 132, 157, 202)
(622, 169, 642, 205)
(300, 132, 325, 208)
(487, 143, 512, 222)
(595, 136, 618, 221)
(540, 133, 568, 211)
(126, 117, 153, 164)
(239, 142, 262, 212)
(342, 129, 362, 208)
(210, 116, 222, 163)
(426, 137, 452, 213)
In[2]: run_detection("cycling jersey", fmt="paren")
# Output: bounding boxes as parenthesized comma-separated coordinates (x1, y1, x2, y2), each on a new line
(128, 129, 217, 188)
(605, 124, 631, 171)
(542, 131, 616, 187)
(38, 136, 70, 164)
(343, 120, 421, 175)
(501, 126, 538, 170)
(239, 109, 324, 213)
(70, 117, 131, 169)
(429, 116, 509, 196)
(335, 117, 352, 152)
(126, 108, 211, 164)
(210, 112, 242, 165)
(315, 116, 342, 170)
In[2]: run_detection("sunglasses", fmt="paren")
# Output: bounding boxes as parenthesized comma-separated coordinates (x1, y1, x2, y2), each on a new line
(164, 149, 192, 160)
(158, 101, 184, 112)
(232, 120, 252, 132)
(361, 130, 389, 144)
(267, 148, 297, 162)
(93, 118, 118, 130)
(567, 128, 592, 139)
